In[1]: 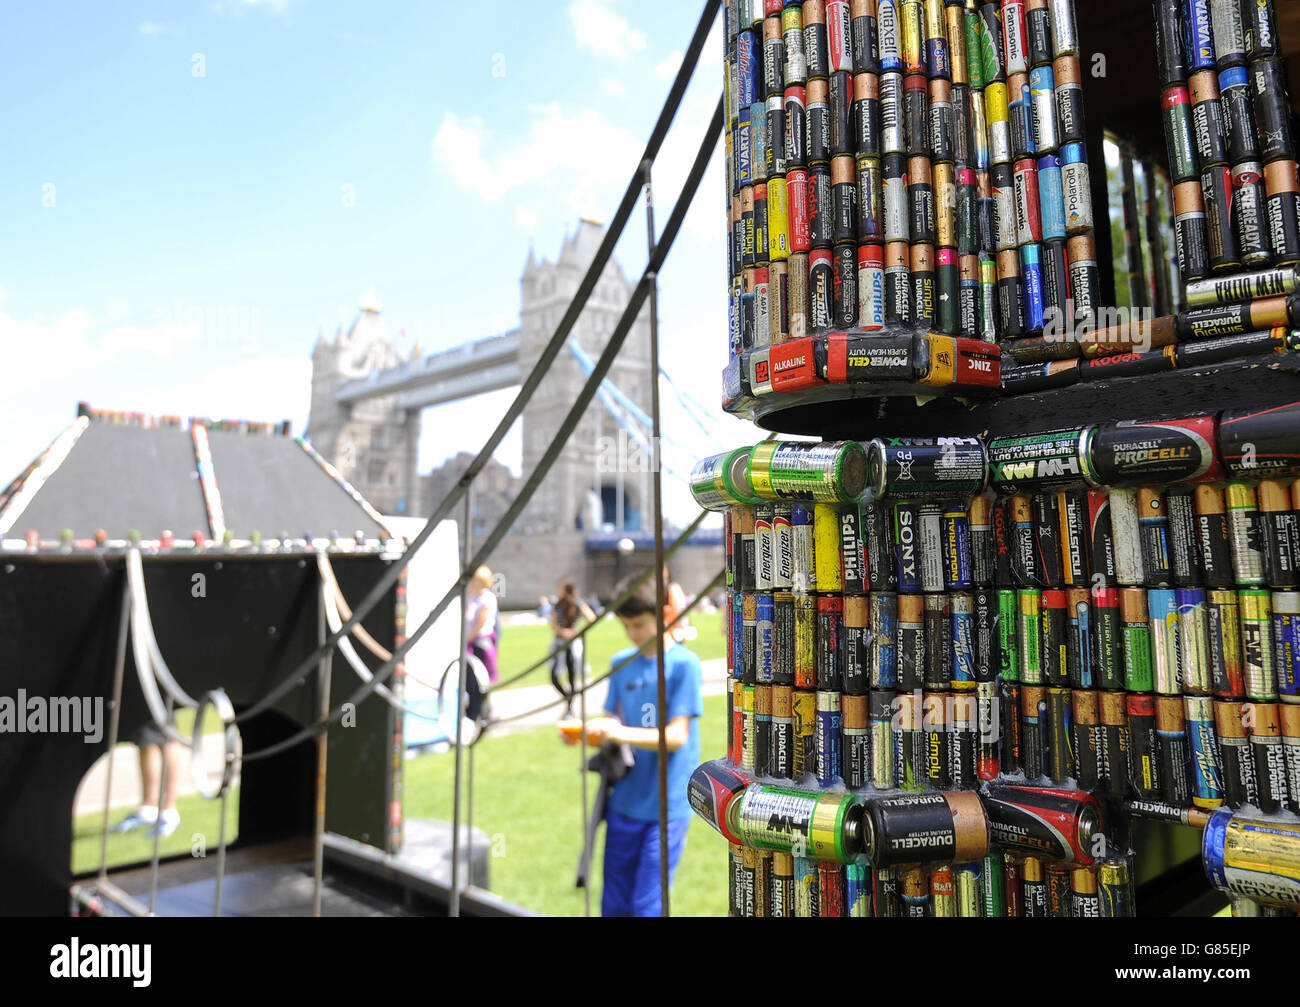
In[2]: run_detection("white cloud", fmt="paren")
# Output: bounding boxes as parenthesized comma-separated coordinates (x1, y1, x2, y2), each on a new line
(138, 22, 172, 37)
(653, 50, 682, 79)
(515, 206, 540, 232)
(210, 0, 293, 16)
(602, 77, 626, 97)
(569, 0, 645, 59)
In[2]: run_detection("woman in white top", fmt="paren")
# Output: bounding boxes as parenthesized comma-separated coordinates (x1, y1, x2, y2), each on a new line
(464, 565, 499, 683)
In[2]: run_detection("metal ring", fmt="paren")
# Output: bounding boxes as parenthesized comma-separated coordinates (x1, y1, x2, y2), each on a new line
(191, 688, 241, 800)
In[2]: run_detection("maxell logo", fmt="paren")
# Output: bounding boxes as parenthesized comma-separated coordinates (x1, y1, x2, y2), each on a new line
(50, 940, 151, 987)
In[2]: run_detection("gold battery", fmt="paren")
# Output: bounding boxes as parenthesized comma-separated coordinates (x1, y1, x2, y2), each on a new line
(813, 503, 844, 592)
(934, 160, 956, 247)
(901, 1, 924, 74)
(916, 332, 957, 386)
(768, 175, 791, 261)
(794, 593, 817, 687)
(792, 688, 817, 778)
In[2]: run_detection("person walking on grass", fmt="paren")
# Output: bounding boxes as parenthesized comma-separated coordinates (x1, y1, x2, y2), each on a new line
(551, 579, 597, 719)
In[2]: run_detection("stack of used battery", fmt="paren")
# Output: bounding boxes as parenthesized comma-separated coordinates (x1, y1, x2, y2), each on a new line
(690, 407, 1300, 916)
(721, 0, 1099, 408)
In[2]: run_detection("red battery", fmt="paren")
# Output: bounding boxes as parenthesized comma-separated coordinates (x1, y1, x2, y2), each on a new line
(788, 167, 812, 251)
(770, 336, 825, 392)
(1013, 157, 1042, 245)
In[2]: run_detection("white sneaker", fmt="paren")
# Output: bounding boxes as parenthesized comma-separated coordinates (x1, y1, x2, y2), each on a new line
(146, 811, 180, 839)
(111, 811, 157, 834)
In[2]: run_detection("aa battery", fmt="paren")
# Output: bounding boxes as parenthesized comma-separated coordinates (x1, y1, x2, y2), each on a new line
(1174, 180, 1210, 283)
(1207, 588, 1245, 698)
(881, 70, 905, 155)
(896, 689, 927, 790)
(895, 500, 922, 592)
(792, 855, 817, 916)
(1119, 587, 1154, 692)
(1224, 483, 1266, 585)
(1018, 854, 1046, 917)
(871, 688, 898, 789)
(885, 240, 913, 322)
(898, 593, 926, 692)
(1252, 58, 1295, 164)
(772, 684, 794, 778)
(1266, 158, 1300, 265)
(850, 0, 879, 75)
(809, 173, 834, 256)
(1258, 482, 1300, 587)
(1069, 688, 1100, 790)
(930, 77, 954, 163)
(922, 690, 950, 789)
(756, 683, 774, 776)
(1099, 689, 1131, 796)
(1020, 683, 1047, 779)
(1241, 588, 1278, 699)
(1282, 705, 1300, 814)
(1041, 589, 1068, 687)
(735, 782, 863, 862)
(841, 692, 870, 788)
(976, 678, 999, 781)
(987, 427, 1093, 494)
(1183, 694, 1225, 807)
(794, 594, 816, 689)
(1153, 693, 1192, 805)
(857, 243, 887, 327)
(952, 592, 977, 689)
(1000, 678, 1023, 775)
(864, 500, 896, 593)
(1138, 489, 1173, 587)
(1096, 858, 1134, 917)
(1215, 699, 1258, 808)
(1044, 686, 1072, 783)
(1277, 591, 1300, 703)
(1174, 587, 1211, 694)
(816, 594, 844, 690)
(871, 591, 899, 687)
(909, 156, 937, 245)
(1043, 861, 1072, 917)
(856, 156, 884, 242)
(1110, 487, 1146, 586)
(1203, 810, 1300, 910)
(829, 71, 854, 158)
(920, 503, 945, 593)
(1166, 488, 1202, 586)
(845, 861, 870, 917)
(1250, 702, 1287, 812)
(904, 73, 929, 156)
(1153, 0, 1186, 86)
(1127, 693, 1161, 799)
(878, 0, 902, 73)
(1148, 587, 1182, 694)
(789, 168, 812, 252)
(831, 154, 858, 245)
(924, 593, 952, 690)
(1034, 493, 1064, 588)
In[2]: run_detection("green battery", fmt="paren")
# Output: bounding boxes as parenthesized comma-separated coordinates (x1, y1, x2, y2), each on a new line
(1161, 85, 1197, 185)
(1239, 588, 1278, 700)
(982, 851, 1007, 917)
(689, 446, 761, 511)
(1121, 587, 1155, 692)
(749, 439, 869, 503)
(978, 253, 998, 341)
(957, 863, 982, 917)
(936, 248, 960, 334)
(997, 588, 1020, 683)
(1018, 589, 1043, 684)
(965, 6, 985, 91)
(732, 783, 864, 863)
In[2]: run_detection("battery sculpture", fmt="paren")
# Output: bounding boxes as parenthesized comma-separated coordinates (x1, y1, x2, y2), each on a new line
(689, 408, 1300, 916)
(724, 0, 1104, 407)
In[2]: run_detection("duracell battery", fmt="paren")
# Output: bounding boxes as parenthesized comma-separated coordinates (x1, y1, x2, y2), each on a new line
(829, 70, 854, 156)
(1214, 699, 1257, 808)
(929, 76, 955, 164)
(1257, 479, 1300, 587)
(804, 0, 830, 80)
(1067, 232, 1101, 328)
(1072, 688, 1101, 790)
(1189, 69, 1229, 170)
(1155, 694, 1192, 806)
(1033, 493, 1064, 587)
(1219, 65, 1259, 165)
(1266, 158, 1300, 265)
(1000, 678, 1023, 776)
(923, 593, 952, 691)
(1231, 163, 1271, 268)
(844, 593, 871, 694)
(1010, 495, 1041, 589)
(1282, 704, 1300, 815)
(923, 694, 949, 791)
(764, 15, 786, 99)
(1046, 686, 1074, 783)
(898, 593, 926, 693)
(1099, 689, 1131, 796)
(1042, 238, 1071, 330)
(904, 72, 929, 156)
(1127, 692, 1161, 799)
(1087, 491, 1118, 587)
(1054, 54, 1085, 148)
(1093, 586, 1125, 691)
(909, 154, 936, 243)
(1138, 488, 1173, 587)
(1201, 165, 1241, 273)
(896, 690, 927, 791)
(1020, 683, 1048, 781)
(959, 251, 979, 338)
(1021, 856, 1046, 919)
(1193, 485, 1234, 587)
(1249, 701, 1286, 814)
(911, 242, 936, 326)
(785, 85, 808, 168)
(1174, 180, 1210, 283)
(809, 248, 835, 329)
(997, 247, 1027, 337)
(1153, 0, 1185, 88)
(885, 239, 912, 323)
(853, 73, 883, 159)
(842, 693, 870, 789)
(1251, 57, 1295, 164)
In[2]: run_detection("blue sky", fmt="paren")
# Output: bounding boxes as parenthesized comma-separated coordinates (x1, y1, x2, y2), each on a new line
(0, 0, 751, 521)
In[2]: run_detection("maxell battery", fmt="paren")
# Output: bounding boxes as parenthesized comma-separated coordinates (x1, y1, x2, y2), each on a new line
(870, 688, 897, 789)
(1020, 683, 1047, 779)
(1066, 586, 1091, 687)
(843, 595, 871, 697)
(1241, 587, 1278, 700)
(1092, 585, 1124, 691)
(904, 73, 929, 156)
(792, 688, 818, 779)
(1226, 483, 1266, 584)
(896, 689, 927, 790)
(1258, 480, 1300, 586)
(878, 0, 903, 72)
(871, 591, 899, 687)
(1041, 589, 1067, 686)
(1208, 588, 1245, 698)
(1248, 701, 1287, 812)
(1072, 688, 1101, 790)
(1138, 488, 1173, 587)
(1046, 686, 1074, 783)
(1099, 689, 1131, 796)
(1109, 487, 1145, 586)
(1215, 699, 1258, 808)
(1120, 587, 1154, 692)
(1174, 179, 1210, 283)
(1154, 693, 1192, 805)
(1282, 704, 1300, 814)
(909, 154, 936, 244)
(816, 594, 845, 690)
(881, 70, 905, 155)
(885, 239, 913, 322)
(1127, 692, 1162, 799)
(856, 155, 884, 241)
(924, 593, 953, 690)
(1265, 158, 1300, 265)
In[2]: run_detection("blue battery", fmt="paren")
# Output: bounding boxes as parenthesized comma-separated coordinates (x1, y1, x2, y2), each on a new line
(1202, 809, 1300, 907)
(738, 107, 753, 186)
(1185, 696, 1224, 807)
(1148, 588, 1182, 694)
(951, 594, 976, 686)
(942, 501, 973, 590)
(750, 100, 768, 183)
(871, 591, 899, 687)
(738, 28, 759, 108)
(1182, 0, 1215, 72)
(1202, 809, 1230, 891)
(926, 36, 951, 81)
(1028, 65, 1059, 153)
(756, 591, 775, 683)
(1019, 242, 1045, 332)
(846, 862, 871, 917)
(1273, 592, 1300, 700)
(1037, 152, 1067, 241)
(894, 499, 923, 593)
(815, 690, 843, 786)
(729, 284, 743, 357)
(878, 0, 903, 73)
(1070, 593, 1093, 687)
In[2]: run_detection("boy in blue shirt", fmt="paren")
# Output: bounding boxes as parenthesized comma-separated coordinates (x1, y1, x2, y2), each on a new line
(566, 574, 703, 916)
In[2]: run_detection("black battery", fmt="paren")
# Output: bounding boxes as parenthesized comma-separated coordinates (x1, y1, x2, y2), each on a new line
(1194, 485, 1235, 587)
(1099, 690, 1130, 796)
(1000, 678, 1023, 775)
(974, 588, 996, 683)
(843, 693, 871, 789)
(929, 77, 955, 163)
(1027, 1, 1052, 68)
(817, 594, 844, 689)
(1041, 589, 1068, 687)
(1020, 684, 1047, 780)
(1153, 0, 1186, 87)
(1243, 0, 1280, 60)
(1033, 493, 1064, 587)
(804, 5, 830, 80)
(829, 70, 854, 156)
(1175, 180, 1210, 283)
(1155, 695, 1192, 806)
(763, 15, 786, 98)
(1138, 488, 1174, 587)
(857, 155, 883, 240)
(909, 155, 936, 244)
(1219, 65, 1260, 165)
(1210, 0, 1246, 69)
(1213, 699, 1257, 808)
(993, 496, 1016, 588)
(1230, 163, 1271, 267)
(1166, 486, 1204, 586)
(949, 693, 977, 789)
(1189, 69, 1229, 170)
(1059, 491, 1089, 587)
(1126, 693, 1161, 800)
(785, 86, 808, 167)
(864, 500, 898, 592)
(1042, 237, 1071, 331)
(852, 0, 879, 74)
(1065, 587, 1090, 687)
(1257, 480, 1300, 587)
(997, 247, 1026, 337)
(1072, 688, 1102, 790)
(1252, 58, 1295, 164)
(853, 71, 883, 157)
(833, 241, 859, 327)
(1202, 164, 1241, 273)
(884, 240, 912, 324)
(809, 162, 834, 246)
(1092, 587, 1124, 691)
(904, 74, 929, 156)
(844, 594, 870, 694)
(773, 591, 796, 686)
(1266, 159, 1300, 265)
(923, 593, 952, 691)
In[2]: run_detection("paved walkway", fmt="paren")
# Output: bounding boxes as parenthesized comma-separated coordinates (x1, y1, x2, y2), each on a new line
(73, 657, 728, 818)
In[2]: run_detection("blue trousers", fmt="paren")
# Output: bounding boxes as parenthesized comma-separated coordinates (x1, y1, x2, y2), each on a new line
(601, 809, 689, 917)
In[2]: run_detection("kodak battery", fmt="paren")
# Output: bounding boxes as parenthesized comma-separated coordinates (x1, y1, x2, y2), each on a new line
(1175, 179, 1211, 283)
(992, 161, 1017, 250)
(1093, 586, 1124, 691)
(929, 76, 955, 163)
(851, 0, 879, 74)
(993, 497, 1016, 589)
(987, 80, 1012, 165)
(1177, 587, 1213, 694)
(1148, 588, 1182, 694)
(1265, 158, 1300, 265)
(1219, 66, 1259, 164)
(900, 0, 923, 74)
(1001, 678, 1024, 775)
(871, 591, 899, 687)
(1249, 702, 1286, 812)
(1185, 694, 1225, 807)
(764, 14, 786, 97)
(1127, 692, 1162, 799)
(923, 690, 951, 788)
(978, 679, 999, 780)
(773, 590, 795, 686)
(924, 593, 952, 689)
(1258, 481, 1300, 587)
(843, 594, 870, 694)
(791, 688, 818, 779)
(882, 152, 909, 241)
(1044, 862, 1071, 917)
(853, 71, 883, 156)
(886, 239, 912, 321)
(1189, 68, 1229, 169)
(1202, 164, 1241, 272)
(1240, 587, 1278, 700)
(881, 70, 905, 154)
(1282, 705, 1300, 813)
(909, 154, 937, 243)
(858, 243, 887, 327)
(842, 692, 870, 787)
(1008, 73, 1035, 160)
(1099, 689, 1130, 795)
(1120, 587, 1154, 692)
(1065, 586, 1091, 687)
(1252, 58, 1295, 164)
(1029, 64, 1058, 153)
(895, 690, 927, 790)
(878, 0, 903, 73)
(1208, 588, 1245, 698)
(898, 592, 926, 692)
(1072, 688, 1101, 790)
(1046, 686, 1073, 782)
(934, 161, 957, 248)
(870, 689, 897, 789)
(1160, 85, 1195, 174)
(1138, 488, 1173, 586)
(904, 73, 929, 156)
(1215, 699, 1258, 807)
(959, 252, 979, 337)
(912, 242, 937, 325)
(855, 155, 883, 239)
(1041, 589, 1068, 685)
(1229, 163, 1270, 268)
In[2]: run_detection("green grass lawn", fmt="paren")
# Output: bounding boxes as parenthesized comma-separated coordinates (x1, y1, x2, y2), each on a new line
(496, 608, 728, 690)
(404, 692, 731, 916)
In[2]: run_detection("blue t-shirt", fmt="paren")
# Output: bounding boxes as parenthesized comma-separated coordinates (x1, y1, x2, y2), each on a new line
(603, 643, 703, 822)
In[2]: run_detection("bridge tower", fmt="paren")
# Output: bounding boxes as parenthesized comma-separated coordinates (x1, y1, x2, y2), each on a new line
(306, 290, 421, 515)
